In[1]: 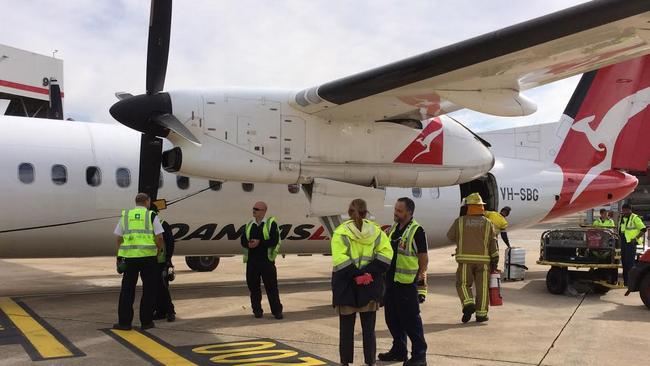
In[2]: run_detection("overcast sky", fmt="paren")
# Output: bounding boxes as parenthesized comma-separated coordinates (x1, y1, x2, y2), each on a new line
(0, 0, 590, 131)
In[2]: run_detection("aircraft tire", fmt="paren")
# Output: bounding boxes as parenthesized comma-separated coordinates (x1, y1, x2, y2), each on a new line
(185, 256, 220, 272)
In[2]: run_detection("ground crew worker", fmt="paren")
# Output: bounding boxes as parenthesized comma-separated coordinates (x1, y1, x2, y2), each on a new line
(592, 209, 615, 228)
(113, 193, 164, 330)
(379, 197, 428, 366)
(241, 201, 283, 319)
(151, 205, 176, 322)
(619, 203, 646, 285)
(331, 199, 393, 366)
(484, 206, 511, 248)
(446, 193, 498, 323)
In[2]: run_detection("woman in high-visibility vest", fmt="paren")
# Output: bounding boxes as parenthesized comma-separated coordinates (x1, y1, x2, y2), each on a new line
(331, 199, 393, 366)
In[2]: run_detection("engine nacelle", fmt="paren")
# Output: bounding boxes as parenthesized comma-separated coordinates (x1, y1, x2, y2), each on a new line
(163, 89, 494, 187)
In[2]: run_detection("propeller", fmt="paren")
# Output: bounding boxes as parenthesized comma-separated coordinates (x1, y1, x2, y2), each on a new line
(109, 0, 199, 201)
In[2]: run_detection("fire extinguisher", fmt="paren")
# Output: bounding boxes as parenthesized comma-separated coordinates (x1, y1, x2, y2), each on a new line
(489, 270, 503, 306)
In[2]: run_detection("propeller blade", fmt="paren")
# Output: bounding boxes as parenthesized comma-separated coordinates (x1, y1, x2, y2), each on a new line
(146, 0, 173, 94)
(153, 113, 201, 146)
(115, 92, 134, 100)
(48, 78, 63, 120)
(138, 133, 163, 200)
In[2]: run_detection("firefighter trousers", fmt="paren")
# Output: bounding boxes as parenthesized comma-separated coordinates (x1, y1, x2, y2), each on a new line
(455, 263, 489, 317)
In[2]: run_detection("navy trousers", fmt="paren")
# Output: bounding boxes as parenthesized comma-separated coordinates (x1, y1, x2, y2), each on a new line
(621, 240, 637, 285)
(384, 282, 427, 360)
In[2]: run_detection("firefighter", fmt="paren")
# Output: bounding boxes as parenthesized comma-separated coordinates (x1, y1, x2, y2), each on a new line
(379, 197, 429, 366)
(619, 203, 646, 285)
(241, 201, 283, 319)
(447, 193, 498, 323)
(113, 193, 164, 330)
(592, 208, 615, 228)
(331, 198, 393, 366)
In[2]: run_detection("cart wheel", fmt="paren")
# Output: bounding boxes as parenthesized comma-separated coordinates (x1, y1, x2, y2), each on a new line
(592, 284, 610, 294)
(547, 267, 568, 295)
(640, 274, 650, 310)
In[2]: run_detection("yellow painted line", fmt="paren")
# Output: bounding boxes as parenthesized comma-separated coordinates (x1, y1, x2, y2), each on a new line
(110, 329, 197, 365)
(0, 297, 73, 359)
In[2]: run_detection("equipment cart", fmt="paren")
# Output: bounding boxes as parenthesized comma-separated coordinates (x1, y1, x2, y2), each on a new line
(537, 228, 624, 294)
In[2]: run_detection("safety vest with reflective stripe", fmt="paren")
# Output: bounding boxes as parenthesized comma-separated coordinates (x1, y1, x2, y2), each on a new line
(388, 220, 424, 284)
(331, 220, 393, 273)
(243, 216, 281, 263)
(592, 218, 615, 229)
(118, 207, 158, 258)
(455, 216, 498, 264)
(620, 213, 646, 248)
(157, 218, 167, 264)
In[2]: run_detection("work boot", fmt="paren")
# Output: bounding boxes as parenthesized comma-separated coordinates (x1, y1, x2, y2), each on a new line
(112, 323, 132, 331)
(140, 322, 155, 330)
(166, 313, 176, 322)
(153, 312, 166, 320)
(462, 304, 476, 323)
(273, 312, 283, 320)
(378, 351, 408, 362)
(476, 315, 489, 323)
(254, 311, 263, 318)
(404, 358, 427, 366)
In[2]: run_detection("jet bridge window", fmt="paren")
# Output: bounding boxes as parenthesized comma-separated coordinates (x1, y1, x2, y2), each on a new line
(86, 166, 102, 187)
(51, 164, 67, 185)
(177, 176, 190, 190)
(116, 168, 131, 188)
(18, 163, 35, 184)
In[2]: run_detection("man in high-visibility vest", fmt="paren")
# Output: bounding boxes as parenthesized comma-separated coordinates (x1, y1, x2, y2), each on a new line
(484, 206, 511, 248)
(378, 197, 428, 366)
(113, 193, 164, 331)
(240, 201, 283, 319)
(619, 203, 646, 285)
(592, 208, 615, 228)
(447, 193, 498, 323)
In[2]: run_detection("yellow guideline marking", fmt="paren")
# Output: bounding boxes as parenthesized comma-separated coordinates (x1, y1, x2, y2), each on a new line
(111, 329, 197, 366)
(0, 297, 73, 359)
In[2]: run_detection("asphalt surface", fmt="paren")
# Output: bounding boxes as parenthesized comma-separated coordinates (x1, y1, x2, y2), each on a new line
(0, 218, 648, 365)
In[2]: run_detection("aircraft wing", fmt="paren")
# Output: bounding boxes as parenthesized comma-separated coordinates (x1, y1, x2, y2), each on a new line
(291, 0, 650, 122)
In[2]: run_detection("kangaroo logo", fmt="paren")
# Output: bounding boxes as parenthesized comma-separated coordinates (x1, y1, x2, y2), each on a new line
(568, 86, 650, 203)
(393, 118, 444, 165)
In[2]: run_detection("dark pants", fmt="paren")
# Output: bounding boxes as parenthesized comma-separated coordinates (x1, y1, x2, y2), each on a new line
(118, 256, 157, 326)
(621, 240, 637, 285)
(154, 263, 175, 316)
(246, 260, 282, 315)
(384, 282, 427, 360)
(339, 311, 376, 365)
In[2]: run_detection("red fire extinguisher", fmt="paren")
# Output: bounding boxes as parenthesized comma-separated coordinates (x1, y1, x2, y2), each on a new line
(489, 270, 503, 306)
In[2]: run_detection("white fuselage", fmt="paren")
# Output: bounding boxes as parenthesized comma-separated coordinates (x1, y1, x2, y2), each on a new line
(0, 116, 632, 258)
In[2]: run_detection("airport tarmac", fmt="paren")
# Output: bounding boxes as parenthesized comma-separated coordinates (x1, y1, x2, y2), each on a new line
(0, 219, 648, 365)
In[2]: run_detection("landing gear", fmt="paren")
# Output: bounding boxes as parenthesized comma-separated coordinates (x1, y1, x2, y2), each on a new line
(185, 256, 220, 272)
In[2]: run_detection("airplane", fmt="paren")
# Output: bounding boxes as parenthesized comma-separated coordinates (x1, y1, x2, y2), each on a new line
(2, 51, 650, 272)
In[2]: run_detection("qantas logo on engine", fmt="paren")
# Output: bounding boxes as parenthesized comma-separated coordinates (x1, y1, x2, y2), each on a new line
(393, 117, 443, 165)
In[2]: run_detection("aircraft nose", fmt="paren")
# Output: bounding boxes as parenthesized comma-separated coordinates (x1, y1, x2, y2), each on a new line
(440, 116, 495, 183)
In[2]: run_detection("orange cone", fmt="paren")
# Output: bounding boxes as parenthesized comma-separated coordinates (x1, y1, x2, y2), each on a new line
(489, 270, 503, 306)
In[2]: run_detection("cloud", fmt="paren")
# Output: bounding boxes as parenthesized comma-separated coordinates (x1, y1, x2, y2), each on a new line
(0, 0, 590, 127)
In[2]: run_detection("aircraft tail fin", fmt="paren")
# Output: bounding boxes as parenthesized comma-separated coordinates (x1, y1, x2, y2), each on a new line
(555, 54, 650, 172)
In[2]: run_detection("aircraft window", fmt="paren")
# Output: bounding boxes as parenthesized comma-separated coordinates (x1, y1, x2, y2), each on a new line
(51, 164, 67, 185)
(288, 184, 300, 194)
(412, 187, 422, 198)
(177, 176, 190, 190)
(86, 166, 102, 187)
(158, 172, 164, 189)
(116, 168, 131, 188)
(429, 187, 440, 199)
(18, 163, 35, 184)
(209, 180, 222, 191)
(242, 183, 254, 192)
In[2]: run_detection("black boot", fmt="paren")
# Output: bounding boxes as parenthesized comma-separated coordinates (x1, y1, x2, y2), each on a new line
(462, 304, 476, 323)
